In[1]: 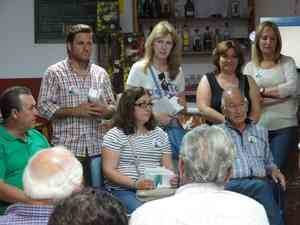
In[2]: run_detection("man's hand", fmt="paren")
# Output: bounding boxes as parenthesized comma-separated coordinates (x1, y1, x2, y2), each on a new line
(74, 102, 111, 118)
(270, 168, 286, 191)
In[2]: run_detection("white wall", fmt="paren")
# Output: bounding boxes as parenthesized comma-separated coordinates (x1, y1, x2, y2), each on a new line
(0, 0, 68, 78)
(0, 0, 296, 78)
(0, 0, 133, 78)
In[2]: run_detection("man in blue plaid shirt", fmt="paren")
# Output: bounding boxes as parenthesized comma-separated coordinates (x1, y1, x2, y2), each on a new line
(219, 87, 286, 225)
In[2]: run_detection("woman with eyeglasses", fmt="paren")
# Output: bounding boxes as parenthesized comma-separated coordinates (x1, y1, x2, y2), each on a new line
(102, 87, 176, 214)
(243, 21, 298, 170)
(126, 21, 185, 126)
(196, 40, 261, 124)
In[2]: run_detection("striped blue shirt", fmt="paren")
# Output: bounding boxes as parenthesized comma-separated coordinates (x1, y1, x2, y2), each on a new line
(219, 120, 277, 178)
(0, 203, 53, 225)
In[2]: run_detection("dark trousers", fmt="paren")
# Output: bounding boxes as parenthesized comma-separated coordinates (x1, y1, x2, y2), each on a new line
(76, 156, 92, 187)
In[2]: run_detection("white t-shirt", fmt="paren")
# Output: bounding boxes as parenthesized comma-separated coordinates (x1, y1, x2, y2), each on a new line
(126, 60, 185, 99)
(130, 183, 269, 225)
(243, 55, 298, 130)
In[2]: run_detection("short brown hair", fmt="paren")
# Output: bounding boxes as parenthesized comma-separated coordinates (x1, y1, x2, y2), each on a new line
(66, 24, 93, 44)
(212, 40, 244, 77)
(0, 86, 32, 121)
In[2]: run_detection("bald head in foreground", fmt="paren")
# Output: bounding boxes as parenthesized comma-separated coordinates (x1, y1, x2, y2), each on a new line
(0, 146, 83, 225)
(130, 125, 269, 225)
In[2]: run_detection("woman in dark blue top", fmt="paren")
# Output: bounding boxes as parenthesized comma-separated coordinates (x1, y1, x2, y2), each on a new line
(196, 40, 261, 124)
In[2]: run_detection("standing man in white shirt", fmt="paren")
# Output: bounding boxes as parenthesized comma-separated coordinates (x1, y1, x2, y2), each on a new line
(38, 24, 116, 187)
(130, 125, 269, 225)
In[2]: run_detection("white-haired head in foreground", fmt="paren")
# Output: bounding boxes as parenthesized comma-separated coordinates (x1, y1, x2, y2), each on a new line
(23, 146, 83, 201)
(179, 124, 236, 186)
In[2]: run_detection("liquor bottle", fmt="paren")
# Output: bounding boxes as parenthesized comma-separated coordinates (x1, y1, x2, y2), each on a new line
(143, 0, 152, 18)
(213, 28, 222, 48)
(223, 22, 231, 40)
(111, 60, 124, 94)
(184, 0, 195, 18)
(182, 25, 190, 51)
(151, 0, 161, 18)
(138, 0, 145, 18)
(161, 0, 170, 18)
(203, 26, 212, 52)
(193, 28, 202, 52)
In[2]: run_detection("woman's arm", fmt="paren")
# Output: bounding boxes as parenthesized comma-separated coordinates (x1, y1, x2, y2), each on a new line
(262, 57, 298, 99)
(196, 76, 225, 124)
(102, 148, 136, 189)
(102, 148, 155, 190)
(161, 153, 174, 171)
(247, 76, 261, 123)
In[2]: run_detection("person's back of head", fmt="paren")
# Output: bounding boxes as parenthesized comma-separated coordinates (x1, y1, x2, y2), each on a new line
(179, 124, 235, 185)
(23, 146, 83, 202)
(48, 188, 128, 225)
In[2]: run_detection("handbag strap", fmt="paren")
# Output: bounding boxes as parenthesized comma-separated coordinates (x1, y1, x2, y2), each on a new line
(149, 66, 164, 98)
(128, 136, 141, 178)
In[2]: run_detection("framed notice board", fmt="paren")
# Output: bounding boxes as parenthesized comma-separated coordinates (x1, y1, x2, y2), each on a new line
(34, 0, 97, 43)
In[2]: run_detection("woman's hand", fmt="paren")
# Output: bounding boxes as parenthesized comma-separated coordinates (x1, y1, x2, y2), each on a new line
(169, 175, 179, 188)
(135, 179, 155, 190)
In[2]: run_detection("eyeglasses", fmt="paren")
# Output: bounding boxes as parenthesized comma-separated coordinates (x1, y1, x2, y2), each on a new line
(158, 72, 169, 91)
(134, 102, 153, 109)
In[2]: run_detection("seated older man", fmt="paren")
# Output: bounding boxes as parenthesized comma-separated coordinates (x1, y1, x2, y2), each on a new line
(218, 87, 286, 225)
(130, 125, 269, 225)
(0, 146, 83, 225)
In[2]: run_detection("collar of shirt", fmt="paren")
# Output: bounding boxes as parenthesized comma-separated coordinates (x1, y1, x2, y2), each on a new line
(66, 57, 92, 75)
(224, 118, 253, 133)
(176, 183, 224, 196)
(0, 124, 31, 143)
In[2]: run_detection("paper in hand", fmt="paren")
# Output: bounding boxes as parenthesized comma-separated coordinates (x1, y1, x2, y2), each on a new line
(152, 96, 184, 116)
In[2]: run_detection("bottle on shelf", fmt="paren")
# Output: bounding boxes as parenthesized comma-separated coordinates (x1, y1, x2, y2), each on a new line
(213, 28, 222, 49)
(193, 28, 202, 52)
(143, 0, 152, 18)
(111, 59, 124, 94)
(138, 0, 145, 18)
(203, 25, 213, 52)
(182, 24, 190, 51)
(184, 0, 195, 18)
(151, 0, 161, 18)
(161, 0, 171, 18)
(223, 22, 231, 40)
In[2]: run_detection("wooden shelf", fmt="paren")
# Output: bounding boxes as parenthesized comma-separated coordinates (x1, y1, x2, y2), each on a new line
(182, 51, 212, 56)
(138, 16, 249, 24)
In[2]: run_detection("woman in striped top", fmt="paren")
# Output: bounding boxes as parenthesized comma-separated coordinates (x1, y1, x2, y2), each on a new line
(102, 87, 175, 214)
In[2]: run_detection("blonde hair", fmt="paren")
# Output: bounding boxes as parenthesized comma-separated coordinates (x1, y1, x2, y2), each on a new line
(252, 21, 282, 65)
(143, 21, 182, 80)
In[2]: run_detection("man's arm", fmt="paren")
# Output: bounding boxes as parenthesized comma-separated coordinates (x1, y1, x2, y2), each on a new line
(0, 181, 30, 204)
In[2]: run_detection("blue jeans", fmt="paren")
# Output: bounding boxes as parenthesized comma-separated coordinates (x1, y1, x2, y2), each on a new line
(225, 178, 284, 225)
(111, 189, 143, 214)
(269, 126, 298, 170)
